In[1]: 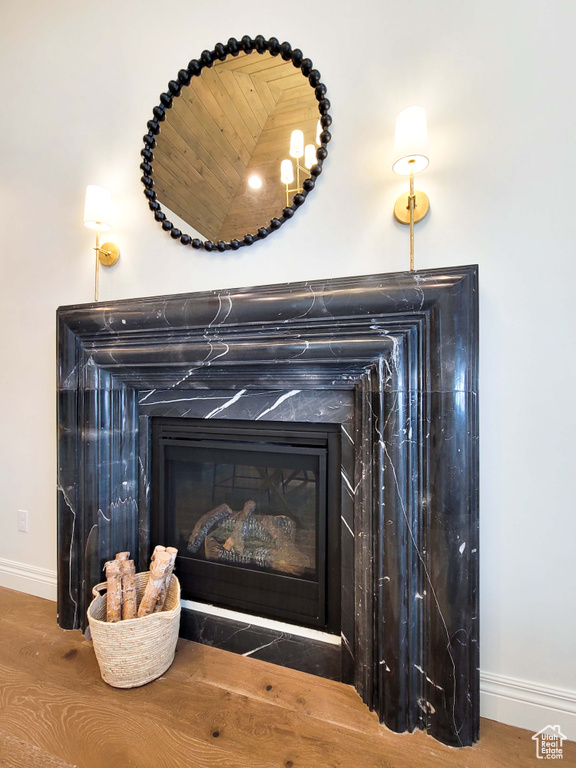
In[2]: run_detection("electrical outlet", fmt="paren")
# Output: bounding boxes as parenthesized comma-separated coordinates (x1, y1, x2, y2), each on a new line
(17, 509, 28, 533)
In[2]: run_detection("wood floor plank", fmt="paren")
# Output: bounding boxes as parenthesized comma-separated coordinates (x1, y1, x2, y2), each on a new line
(0, 587, 57, 632)
(0, 727, 76, 768)
(0, 653, 396, 768)
(176, 639, 387, 737)
(0, 622, 379, 767)
(0, 684, 271, 768)
(0, 587, 574, 768)
(0, 619, 400, 766)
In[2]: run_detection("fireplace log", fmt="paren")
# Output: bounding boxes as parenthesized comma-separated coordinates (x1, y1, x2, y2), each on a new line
(104, 559, 122, 622)
(204, 528, 310, 577)
(222, 500, 256, 554)
(187, 504, 233, 553)
(205, 535, 225, 562)
(154, 547, 177, 613)
(137, 551, 172, 617)
(202, 500, 310, 576)
(269, 536, 310, 577)
(261, 515, 295, 542)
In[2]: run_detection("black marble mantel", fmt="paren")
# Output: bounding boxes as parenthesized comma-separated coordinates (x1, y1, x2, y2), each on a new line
(57, 266, 479, 747)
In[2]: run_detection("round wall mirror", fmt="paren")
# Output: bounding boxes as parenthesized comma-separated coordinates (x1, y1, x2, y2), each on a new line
(141, 36, 331, 252)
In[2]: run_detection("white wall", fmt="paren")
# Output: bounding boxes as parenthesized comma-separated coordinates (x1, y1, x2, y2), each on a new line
(1, 0, 575, 741)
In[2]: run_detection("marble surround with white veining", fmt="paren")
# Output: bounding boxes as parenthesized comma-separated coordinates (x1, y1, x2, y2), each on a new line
(57, 266, 478, 746)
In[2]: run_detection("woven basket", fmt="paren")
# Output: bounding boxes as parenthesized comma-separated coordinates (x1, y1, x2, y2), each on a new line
(87, 571, 181, 688)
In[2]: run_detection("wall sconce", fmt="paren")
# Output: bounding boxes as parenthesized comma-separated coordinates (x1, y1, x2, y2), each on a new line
(83, 185, 120, 302)
(392, 106, 430, 271)
(280, 128, 318, 206)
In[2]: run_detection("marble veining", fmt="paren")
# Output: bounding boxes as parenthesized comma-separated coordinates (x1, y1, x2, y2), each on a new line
(57, 266, 478, 747)
(179, 609, 342, 680)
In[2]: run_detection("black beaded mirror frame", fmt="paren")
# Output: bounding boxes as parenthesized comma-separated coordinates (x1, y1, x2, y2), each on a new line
(140, 35, 332, 252)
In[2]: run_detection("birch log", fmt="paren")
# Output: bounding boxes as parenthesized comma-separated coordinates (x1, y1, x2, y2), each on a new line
(137, 551, 172, 617)
(105, 559, 122, 622)
(120, 558, 137, 620)
(154, 547, 177, 613)
(150, 545, 166, 566)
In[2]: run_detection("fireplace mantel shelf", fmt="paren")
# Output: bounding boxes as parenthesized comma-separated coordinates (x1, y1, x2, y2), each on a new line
(57, 266, 478, 747)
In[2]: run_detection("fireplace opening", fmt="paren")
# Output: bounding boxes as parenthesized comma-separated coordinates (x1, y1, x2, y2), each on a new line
(151, 418, 341, 634)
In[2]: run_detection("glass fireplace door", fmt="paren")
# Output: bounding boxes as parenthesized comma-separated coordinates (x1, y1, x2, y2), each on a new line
(151, 419, 340, 633)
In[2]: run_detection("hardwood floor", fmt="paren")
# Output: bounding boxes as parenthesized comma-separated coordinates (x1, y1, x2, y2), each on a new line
(0, 587, 572, 768)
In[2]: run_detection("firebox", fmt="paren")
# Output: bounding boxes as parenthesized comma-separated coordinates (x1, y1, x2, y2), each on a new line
(151, 418, 341, 633)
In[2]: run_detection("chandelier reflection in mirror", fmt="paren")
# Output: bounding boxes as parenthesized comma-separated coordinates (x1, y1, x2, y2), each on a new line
(141, 35, 332, 252)
(280, 125, 320, 206)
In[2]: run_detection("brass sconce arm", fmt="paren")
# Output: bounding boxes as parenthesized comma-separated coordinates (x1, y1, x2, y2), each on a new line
(393, 169, 430, 271)
(392, 107, 430, 271)
(92, 230, 120, 302)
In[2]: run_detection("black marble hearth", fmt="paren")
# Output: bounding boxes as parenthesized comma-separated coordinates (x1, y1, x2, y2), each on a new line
(180, 608, 343, 681)
(57, 266, 479, 746)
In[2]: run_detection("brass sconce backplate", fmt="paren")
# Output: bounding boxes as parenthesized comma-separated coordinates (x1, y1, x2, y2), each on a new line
(394, 190, 430, 224)
(98, 242, 120, 266)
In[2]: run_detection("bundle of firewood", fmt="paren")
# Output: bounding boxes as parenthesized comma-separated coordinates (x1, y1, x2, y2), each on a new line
(104, 546, 177, 622)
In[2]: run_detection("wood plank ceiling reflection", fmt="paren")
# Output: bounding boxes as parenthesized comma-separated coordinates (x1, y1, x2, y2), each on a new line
(153, 51, 318, 242)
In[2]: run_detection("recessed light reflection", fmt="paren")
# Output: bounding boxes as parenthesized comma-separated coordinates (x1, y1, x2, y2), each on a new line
(248, 175, 263, 190)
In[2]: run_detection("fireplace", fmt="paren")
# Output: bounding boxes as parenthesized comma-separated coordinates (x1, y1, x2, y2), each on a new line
(151, 418, 341, 632)
(57, 266, 479, 746)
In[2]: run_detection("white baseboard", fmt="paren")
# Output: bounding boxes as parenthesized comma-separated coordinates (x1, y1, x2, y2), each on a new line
(1, 557, 574, 741)
(481, 671, 576, 741)
(0, 557, 57, 602)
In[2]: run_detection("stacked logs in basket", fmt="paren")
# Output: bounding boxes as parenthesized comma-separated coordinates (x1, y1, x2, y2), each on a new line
(104, 546, 177, 622)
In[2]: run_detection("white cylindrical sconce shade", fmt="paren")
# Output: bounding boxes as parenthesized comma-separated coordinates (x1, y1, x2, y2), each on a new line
(392, 106, 429, 175)
(280, 159, 294, 185)
(304, 144, 316, 170)
(84, 185, 112, 231)
(289, 130, 304, 159)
